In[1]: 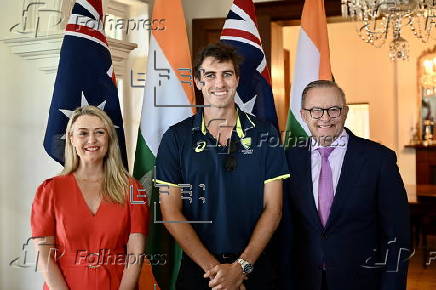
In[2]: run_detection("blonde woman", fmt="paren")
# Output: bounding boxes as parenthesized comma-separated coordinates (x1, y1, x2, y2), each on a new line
(31, 106, 148, 290)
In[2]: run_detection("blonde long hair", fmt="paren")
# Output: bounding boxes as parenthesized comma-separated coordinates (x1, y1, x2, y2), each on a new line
(61, 105, 129, 204)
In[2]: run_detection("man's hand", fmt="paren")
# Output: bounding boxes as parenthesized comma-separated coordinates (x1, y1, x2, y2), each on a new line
(204, 262, 245, 290)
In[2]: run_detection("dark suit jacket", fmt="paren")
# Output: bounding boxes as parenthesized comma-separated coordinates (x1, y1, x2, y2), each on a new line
(278, 128, 411, 290)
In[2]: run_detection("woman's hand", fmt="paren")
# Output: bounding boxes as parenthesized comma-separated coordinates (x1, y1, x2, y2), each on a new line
(33, 236, 69, 290)
(118, 233, 146, 290)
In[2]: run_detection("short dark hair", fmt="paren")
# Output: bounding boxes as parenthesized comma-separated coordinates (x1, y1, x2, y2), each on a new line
(301, 80, 346, 107)
(193, 42, 243, 80)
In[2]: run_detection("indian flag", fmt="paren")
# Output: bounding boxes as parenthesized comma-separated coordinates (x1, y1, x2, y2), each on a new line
(285, 0, 332, 146)
(134, 0, 195, 289)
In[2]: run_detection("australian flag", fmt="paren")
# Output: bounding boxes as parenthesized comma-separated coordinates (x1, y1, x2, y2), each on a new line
(220, 0, 278, 129)
(44, 0, 127, 166)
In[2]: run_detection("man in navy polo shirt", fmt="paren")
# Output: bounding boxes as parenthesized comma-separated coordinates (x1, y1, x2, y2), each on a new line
(155, 42, 289, 290)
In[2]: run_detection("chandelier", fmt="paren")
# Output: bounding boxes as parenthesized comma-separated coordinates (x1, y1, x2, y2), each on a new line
(341, 0, 436, 61)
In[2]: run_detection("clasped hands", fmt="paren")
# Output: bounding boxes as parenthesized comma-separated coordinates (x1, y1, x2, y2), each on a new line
(204, 262, 247, 290)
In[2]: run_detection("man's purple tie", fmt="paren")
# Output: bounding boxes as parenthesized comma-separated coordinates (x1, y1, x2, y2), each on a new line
(318, 147, 335, 226)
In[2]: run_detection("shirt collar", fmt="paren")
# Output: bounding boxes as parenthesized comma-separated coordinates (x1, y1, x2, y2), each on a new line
(192, 105, 255, 139)
(311, 129, 349, 151)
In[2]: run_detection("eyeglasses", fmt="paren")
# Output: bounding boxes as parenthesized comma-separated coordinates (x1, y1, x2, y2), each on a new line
(224, 139, 238, 172)
(303, 106, 343, 119)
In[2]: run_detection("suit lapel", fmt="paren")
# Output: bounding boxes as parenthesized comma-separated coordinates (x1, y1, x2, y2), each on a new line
(324, 129, 367, 231)
(296, 145, 324, 231)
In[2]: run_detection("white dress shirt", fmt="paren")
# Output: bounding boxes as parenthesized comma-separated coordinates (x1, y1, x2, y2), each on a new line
(311, 129, 349, 209)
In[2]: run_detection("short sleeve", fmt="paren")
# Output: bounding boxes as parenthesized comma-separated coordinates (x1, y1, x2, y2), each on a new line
(155, 127, 183, 187)
(263, 124, 290, 184)
(31, 179, 56, 237)
(128, 179, 149, 235)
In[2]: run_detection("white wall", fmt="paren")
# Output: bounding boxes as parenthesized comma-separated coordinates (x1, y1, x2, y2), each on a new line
(0, 1, 62, 289)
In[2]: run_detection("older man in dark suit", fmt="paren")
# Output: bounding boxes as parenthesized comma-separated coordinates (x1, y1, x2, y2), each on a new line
(279, 80, 411, 290)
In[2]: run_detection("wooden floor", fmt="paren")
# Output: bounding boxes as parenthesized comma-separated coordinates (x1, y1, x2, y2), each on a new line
(407, 236, 436, 290)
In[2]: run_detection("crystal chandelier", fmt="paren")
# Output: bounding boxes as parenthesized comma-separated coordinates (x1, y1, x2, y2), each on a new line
(341, 0, 436, 61)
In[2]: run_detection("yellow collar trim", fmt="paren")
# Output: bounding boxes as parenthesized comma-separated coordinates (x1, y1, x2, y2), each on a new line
(201, 108, 244, 138)
(236, 110, 244, 139)
(201, 114, 207, 135)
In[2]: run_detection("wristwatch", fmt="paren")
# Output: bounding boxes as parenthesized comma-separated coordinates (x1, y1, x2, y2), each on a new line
(237, 258, 254, 274)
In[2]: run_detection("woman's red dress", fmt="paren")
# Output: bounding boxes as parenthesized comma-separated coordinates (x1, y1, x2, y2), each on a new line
(31, 174, 148, 289)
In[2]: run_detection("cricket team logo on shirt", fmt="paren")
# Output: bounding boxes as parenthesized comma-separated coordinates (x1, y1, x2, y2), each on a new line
(241, 137, 253, 155)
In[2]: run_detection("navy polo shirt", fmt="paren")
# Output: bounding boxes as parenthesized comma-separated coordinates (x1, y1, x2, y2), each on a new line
(155, 107, 289, 254)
